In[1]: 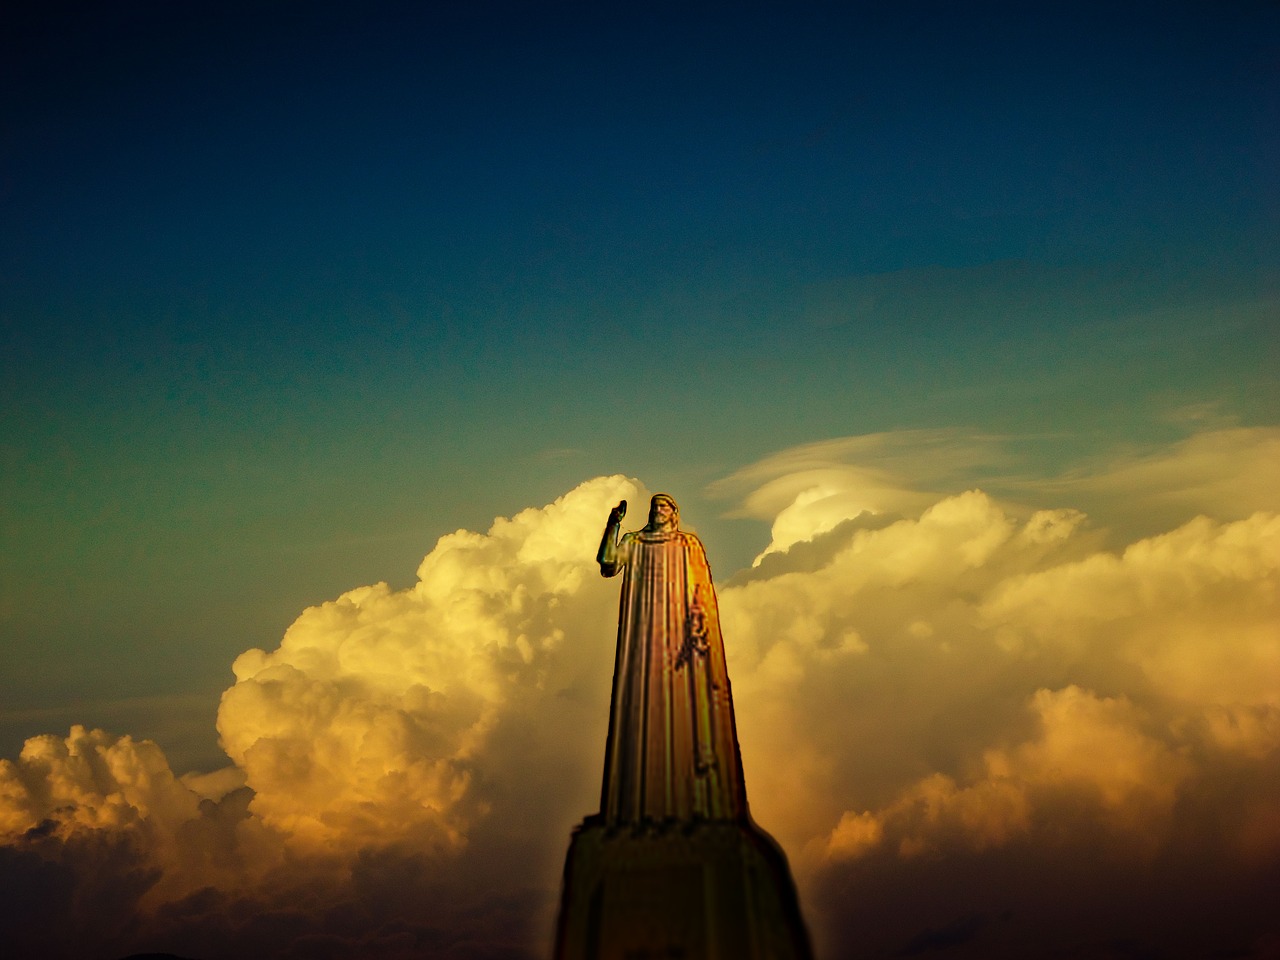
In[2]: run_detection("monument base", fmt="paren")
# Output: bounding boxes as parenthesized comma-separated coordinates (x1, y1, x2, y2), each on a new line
(554, 817, 812, 960)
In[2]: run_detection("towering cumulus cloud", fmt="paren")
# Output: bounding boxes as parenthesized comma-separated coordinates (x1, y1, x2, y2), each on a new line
(217, 472, 638, 857)
(716, 432, 1280, 959)
(1, 431, 1277, 959)
(0, 476, 641, 959)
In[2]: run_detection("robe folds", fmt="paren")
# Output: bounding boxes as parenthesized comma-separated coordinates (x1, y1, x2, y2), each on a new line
(599, 528, 748, 825)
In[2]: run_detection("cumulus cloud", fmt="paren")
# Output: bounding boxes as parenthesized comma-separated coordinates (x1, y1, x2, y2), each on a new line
(0, 475, 643, 959)
(823, 684, 1194, 864)
(2, 430, 1279, 959)
(215, 473, 640, 860)
(710, 431, 1280, 958)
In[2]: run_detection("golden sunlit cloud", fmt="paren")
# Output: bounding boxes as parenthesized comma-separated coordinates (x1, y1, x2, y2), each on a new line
(1, 430, 1277, 958)
(217, 474, 641, 856)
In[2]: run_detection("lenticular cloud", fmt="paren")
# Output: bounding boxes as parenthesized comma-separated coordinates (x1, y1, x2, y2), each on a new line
(1, 436, 1279, 960)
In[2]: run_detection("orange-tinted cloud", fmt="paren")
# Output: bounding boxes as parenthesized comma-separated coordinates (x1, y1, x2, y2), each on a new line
(713, 432, 1279, 958)
(1, 476, 643, 958)
(1, 432, 1278, 959)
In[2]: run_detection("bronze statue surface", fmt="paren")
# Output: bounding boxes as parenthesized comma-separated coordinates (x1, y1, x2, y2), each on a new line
(556, 493, 812, 960)
(596, 494, 747, 824)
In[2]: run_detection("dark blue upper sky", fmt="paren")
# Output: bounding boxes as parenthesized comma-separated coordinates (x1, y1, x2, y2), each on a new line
(5, 1, 1274, 321)
(4, 1, 1275, 458)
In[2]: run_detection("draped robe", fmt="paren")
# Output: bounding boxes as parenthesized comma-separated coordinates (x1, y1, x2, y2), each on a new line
(599, 527, 747, 825)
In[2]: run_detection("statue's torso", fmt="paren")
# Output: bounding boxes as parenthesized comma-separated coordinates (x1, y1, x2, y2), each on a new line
(602, 529, 745, 824)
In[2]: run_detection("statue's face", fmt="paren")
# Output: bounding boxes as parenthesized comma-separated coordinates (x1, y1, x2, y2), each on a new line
(649, 498, 675, 528)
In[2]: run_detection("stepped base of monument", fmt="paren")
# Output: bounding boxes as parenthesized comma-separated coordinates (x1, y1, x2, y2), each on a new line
(554, 816, 812, 960)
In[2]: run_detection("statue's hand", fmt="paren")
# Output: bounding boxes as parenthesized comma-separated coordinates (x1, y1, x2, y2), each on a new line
(598, 501, 627, 576)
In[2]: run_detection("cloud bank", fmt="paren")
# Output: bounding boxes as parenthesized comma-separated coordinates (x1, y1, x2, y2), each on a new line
(1, 476, 641, 959)
(2, 429, 1277, 959)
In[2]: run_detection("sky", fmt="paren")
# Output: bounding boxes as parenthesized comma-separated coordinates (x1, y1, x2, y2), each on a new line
(0, 1, 1276, 958)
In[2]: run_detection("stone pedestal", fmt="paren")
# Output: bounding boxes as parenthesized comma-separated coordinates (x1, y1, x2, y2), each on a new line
(555, 817, 812, 960)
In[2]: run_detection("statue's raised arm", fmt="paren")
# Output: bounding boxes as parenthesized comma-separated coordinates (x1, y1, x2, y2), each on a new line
(596, 499, 627, 577)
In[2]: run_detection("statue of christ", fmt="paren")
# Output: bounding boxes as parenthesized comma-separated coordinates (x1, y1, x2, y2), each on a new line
(555, 492, 811, 960)
(596, 494, 747, 824)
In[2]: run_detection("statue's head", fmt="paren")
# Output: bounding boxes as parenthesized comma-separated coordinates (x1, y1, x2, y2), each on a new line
(648, 494, 679, 531)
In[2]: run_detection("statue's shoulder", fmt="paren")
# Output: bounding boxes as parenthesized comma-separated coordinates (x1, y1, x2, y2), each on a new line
(678, 531, 707, 552)
(678, 532, 715, 583)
